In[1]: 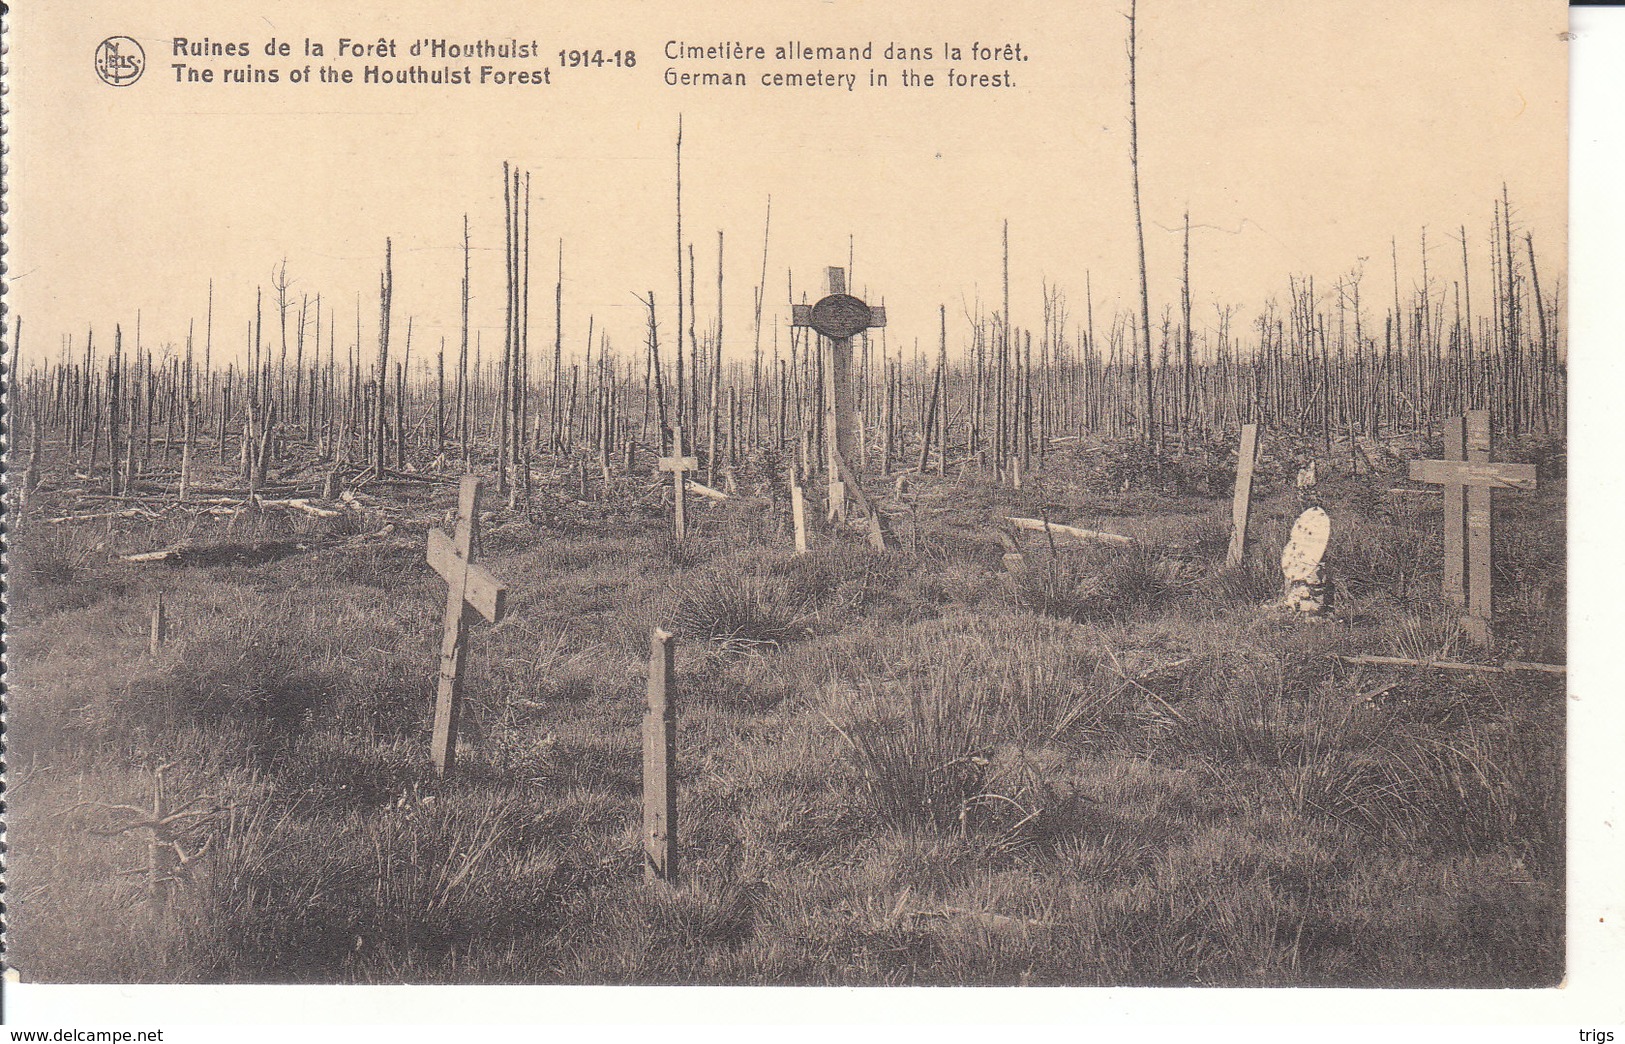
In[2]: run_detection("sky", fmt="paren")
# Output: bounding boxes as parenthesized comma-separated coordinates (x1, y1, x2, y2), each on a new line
(9, 0, 1568, 369)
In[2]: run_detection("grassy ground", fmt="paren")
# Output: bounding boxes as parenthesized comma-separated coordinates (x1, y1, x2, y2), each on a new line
(4, 430, 1566, 985)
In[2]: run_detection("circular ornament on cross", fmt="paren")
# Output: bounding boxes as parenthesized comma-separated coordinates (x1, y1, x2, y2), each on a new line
(808, 294, 874, 340)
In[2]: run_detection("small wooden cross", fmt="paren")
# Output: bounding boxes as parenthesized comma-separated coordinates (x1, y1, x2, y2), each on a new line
(792, 266, 886, 520)
(426, 474, 507, 775)
(659, 424, 699, 540)
(1407, 410, 1536, 646)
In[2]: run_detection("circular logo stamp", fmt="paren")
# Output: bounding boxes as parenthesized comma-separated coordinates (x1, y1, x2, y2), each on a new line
(95, 36, 146, 87)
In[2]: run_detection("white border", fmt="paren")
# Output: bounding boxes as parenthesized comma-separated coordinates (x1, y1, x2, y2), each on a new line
(4, 4, 1621, 1038)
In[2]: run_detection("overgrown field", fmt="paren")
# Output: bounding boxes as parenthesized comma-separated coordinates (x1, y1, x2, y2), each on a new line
(5, 432, 1566, 985)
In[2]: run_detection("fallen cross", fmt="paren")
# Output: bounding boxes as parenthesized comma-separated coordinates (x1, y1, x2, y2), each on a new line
(1407, 410, 1536, 645)
(426, 475, 508, 776)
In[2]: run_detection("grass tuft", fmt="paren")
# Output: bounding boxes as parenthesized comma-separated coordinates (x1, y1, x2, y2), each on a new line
(1014, 544, 1199, 623)
(666, 561, 811, 652)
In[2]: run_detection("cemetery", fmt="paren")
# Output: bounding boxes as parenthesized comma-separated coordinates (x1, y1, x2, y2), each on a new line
(3, 38, 1566, 981)
(5, 276, 1567, 982)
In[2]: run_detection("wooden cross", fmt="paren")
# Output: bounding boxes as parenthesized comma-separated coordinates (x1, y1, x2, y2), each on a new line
(1407, 410, 1535, 646)
(659, 424, 699, 540)
(792, 266, 886, 520)
(426, 474, 507, 775)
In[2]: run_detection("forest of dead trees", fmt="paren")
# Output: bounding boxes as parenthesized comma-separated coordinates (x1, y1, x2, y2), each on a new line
(7, 176, 1564, 507)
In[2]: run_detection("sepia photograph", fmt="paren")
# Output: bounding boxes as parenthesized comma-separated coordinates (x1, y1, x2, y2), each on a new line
(2, 0, 1614, 1029)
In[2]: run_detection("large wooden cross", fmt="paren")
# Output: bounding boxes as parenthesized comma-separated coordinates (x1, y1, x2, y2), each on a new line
(426, 475, 507, 775)
(792, 266, 886, 521)
(1407, 410, 1536, 646)
(659, 423, 699, 540)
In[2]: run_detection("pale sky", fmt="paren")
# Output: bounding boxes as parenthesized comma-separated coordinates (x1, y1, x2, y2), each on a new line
(9, 0, 1567, 368)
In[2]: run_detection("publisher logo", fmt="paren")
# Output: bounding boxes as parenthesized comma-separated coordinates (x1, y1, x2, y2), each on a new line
(95, 36, 146, 87)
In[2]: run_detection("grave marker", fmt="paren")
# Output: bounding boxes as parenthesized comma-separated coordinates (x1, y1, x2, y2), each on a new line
(1281, 506, 1332, 614)
(643, 628, 678, 884)
(1226, 423, 1260, 568)
(1407, 410, 1536, 645)
(426, 475, 508, 776)
(792, 266, 886, 521)
(659, 424, 699, 541)
(791, 480, 808, 554)
(149, 593, 167, 657)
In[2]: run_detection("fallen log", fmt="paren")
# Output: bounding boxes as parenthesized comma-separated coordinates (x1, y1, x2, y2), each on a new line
(258, 498, 344, 519)
(43, 507, 160, 524)
(685, 480, 729, 502)
(1337, 654, 1565, 675)
(1006, 517, 1135, 546)
(831, 446, 888, 552)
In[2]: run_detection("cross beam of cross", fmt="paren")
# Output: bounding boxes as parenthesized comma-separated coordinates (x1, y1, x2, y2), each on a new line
(1407, 410, 1536, 646)
(426, 475, 507, 775)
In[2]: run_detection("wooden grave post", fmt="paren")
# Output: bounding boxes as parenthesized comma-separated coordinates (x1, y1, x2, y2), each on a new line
(426, 475, 508, 775)
(1439, 414, 1467, 605)
(659, 423, 699, 541)
(1407, 410, 1536, 645)
(1226, 423, 1260, 568)
(791, 266, 886, 522)
(149, 592, 167, 657)
(643, 627, 678, 884)
(790, 477, 809, 554)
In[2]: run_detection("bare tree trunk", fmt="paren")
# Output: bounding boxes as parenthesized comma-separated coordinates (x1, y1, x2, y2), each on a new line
(375, 241, 392, 476)
(1128, 0, 1155, 450)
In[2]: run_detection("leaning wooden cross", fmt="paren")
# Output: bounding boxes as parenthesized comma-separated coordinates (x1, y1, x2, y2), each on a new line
(792, 266, 886, 523)
(426, 475, 508, 776)
(1407, 410, 1536, 646)
(659, 424, 699, 541)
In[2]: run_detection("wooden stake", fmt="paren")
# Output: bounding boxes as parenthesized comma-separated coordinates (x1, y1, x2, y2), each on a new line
(643, 628, 678, 884)
(791, 480, 808, 553)
(1226, 423, 1259, 568)
(149, 593, 167, 657)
